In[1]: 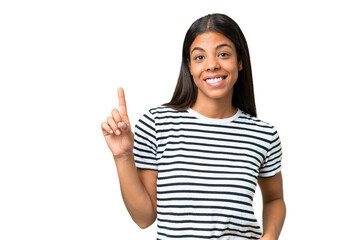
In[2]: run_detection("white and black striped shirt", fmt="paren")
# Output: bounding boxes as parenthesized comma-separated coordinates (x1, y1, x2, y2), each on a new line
(134, 106, 282, 240)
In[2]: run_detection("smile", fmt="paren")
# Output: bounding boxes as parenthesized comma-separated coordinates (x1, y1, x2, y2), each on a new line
(204, 76, 227, 83)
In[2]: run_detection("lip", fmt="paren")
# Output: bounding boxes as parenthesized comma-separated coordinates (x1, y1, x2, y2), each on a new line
(203, 75, 227, 87)
(203, 74, 228, 81)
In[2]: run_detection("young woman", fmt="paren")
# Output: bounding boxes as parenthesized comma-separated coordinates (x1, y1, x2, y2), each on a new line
(101, 13, 286, 240)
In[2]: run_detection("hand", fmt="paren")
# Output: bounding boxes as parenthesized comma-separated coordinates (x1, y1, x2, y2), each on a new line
(101, 87, 134, 159)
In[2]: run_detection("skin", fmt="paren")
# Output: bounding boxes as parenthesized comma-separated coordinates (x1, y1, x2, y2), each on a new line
(101, 32, 286, 239)
(188, 32, 242, 119)
(101, 88, 157, 229)
(258, 173, 286, 240)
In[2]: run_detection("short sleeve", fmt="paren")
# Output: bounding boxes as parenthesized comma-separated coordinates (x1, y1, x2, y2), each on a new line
(133, 110, 158, 170)
(259, 127, 282, 178)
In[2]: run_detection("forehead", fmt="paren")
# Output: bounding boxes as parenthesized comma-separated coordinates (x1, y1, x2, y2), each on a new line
(190, 32, 235, 51)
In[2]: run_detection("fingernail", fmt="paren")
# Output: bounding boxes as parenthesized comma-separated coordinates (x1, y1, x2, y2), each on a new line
(109, 129, 114, 134)
(118, 122, 122, 128)
(115, 129, 121, 135)
(121, 123, 127, 129)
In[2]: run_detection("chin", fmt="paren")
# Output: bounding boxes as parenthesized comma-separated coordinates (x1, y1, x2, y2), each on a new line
(199, 91, 233, 101)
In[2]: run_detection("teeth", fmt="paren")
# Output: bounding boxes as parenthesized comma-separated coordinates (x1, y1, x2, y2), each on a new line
(206, 77, 224, 83)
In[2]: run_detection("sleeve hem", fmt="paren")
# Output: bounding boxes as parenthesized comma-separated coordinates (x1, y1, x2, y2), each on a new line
(258, 167, 281, 178)
(135, 166, 158, 171)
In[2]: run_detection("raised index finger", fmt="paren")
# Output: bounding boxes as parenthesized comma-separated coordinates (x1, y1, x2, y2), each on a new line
(117, 87, 130, 124)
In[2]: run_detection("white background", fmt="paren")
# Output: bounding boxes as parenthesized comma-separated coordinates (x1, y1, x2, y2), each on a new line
(1, 0, 359, 239)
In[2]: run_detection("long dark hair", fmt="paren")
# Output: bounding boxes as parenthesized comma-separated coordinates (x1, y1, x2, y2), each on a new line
(164, 13, 257, 117)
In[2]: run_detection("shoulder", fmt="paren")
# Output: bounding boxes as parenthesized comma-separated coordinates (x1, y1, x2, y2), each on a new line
(148, 105, 189, 115)
(143, 105, 192, 120)
(236, 110, 278, 135)
(148, 105, 180, 115)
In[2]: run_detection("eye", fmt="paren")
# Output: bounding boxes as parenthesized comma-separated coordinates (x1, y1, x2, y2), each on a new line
(194, 55, 205, 61)
(218, 52, 230, 58)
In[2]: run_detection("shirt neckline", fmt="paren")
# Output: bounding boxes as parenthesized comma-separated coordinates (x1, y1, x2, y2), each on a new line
(187, 108, 241, 124)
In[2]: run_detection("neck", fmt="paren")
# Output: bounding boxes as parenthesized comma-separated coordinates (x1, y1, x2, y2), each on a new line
(191, 98, 237, 119)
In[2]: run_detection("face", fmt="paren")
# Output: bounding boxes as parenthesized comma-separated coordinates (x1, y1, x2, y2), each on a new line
(188, 32, 242, 105)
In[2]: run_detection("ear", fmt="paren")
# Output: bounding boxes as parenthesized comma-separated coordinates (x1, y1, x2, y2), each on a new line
(238, 60, 243, 71)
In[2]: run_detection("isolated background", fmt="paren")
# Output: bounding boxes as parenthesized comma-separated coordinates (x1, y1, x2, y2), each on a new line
(1, 0, 359, 239)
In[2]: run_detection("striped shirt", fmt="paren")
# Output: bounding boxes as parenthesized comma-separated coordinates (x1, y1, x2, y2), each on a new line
(133, 106, 282, 240)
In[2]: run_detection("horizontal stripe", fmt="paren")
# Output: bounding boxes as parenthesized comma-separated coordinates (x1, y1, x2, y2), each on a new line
(155, 115, 197, 121)
(157, 128, 271, 144)
(133, 153, 157, 161)
(133, 106, 282, 239)
(157, 210, 257, 222)
(150, 109, 187, 115)
(260, 160, 281, 172)
(233, 118, 273, 129)
(156, 121, 274, 135)
(157, 174, 257, 186)
(157, 218, 261, 229)
(159, 148, 262, 166)
(134, 160, 157, 167)
(159, 167, 258, 180)
(157, 232, 259, 240)
(157, 225, 261, 237)
(157, 204, 254, 215)
(133, 145, 156, 155)
(157, 134, 269, 152)
(157, 197, 252, 207)
(158, 140, 266, 159)
(157, 181, 255, 193)
(157, 189, 253, 201)
(158, 158, 259, 173)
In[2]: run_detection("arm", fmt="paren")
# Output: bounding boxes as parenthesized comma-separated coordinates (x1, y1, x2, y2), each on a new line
(101, 87, 157, 229)
(257, 171, 286, 240)
(115, 157, 157, 228)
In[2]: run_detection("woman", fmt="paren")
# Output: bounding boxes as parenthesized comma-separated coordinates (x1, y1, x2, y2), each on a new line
(101, 13, 286, 240)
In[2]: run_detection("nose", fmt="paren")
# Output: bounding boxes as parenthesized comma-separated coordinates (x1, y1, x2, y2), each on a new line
(205, 56, 220, 71)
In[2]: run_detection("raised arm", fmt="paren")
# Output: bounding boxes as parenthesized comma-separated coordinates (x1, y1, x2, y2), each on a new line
(101, 87, 157, 228)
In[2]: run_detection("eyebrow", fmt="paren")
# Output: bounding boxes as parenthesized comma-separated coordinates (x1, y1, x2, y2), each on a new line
(190, 43, 233, 54)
